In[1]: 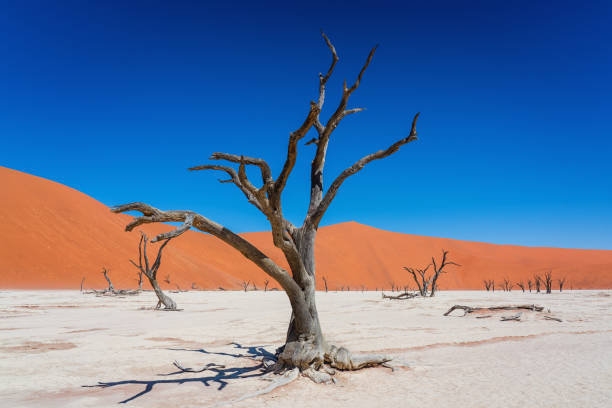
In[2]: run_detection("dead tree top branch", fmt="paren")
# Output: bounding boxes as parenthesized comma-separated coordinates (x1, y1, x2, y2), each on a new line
(111, 33, 417, 378)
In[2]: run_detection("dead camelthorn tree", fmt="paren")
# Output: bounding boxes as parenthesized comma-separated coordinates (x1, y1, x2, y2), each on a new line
(264, 279, 270, 292)
(101, 267, 114, 292)
(557, 277, 566, 292)
(80, 277, 86, 292)
(527, 279, 533, 292)
(404, 265, 431, 296)
(543, 271, 553, 294)
(534, 274, 542, 293)
(242, 281, 250, 292)
(404, 250, 459, 297)
(322, 276, 328, 293)
(164, 274, 171, 285)
(516, 281, 526, 292)
(112, 33, 416, 381)
(129, 233, 177, 310)
(429, 250, 460, 297)
(502, 277, 513, 292)
(483, 279, 493, 291)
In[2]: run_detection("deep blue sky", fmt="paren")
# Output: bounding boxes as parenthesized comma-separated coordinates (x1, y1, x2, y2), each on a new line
(1, 1, 610, 249)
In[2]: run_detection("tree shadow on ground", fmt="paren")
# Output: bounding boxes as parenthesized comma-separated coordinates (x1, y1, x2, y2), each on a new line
(83, 342, 276, 404)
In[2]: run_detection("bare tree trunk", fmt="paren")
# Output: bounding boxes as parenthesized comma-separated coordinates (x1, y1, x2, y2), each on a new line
(149, 277, 177, 310)
(130, 233, 177, 310)
(102, 268, 114, 292)
(80, 277, 85, 292)
(322, 276, 328, 293)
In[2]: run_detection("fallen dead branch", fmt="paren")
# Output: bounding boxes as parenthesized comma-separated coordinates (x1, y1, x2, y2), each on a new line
(444, 304, 544, 316)
(544, 315, 563, 322)
(500, 312, 522, 321)
(382, 292, 418, 300)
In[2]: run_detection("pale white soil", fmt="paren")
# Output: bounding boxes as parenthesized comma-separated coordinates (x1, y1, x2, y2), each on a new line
(1, 290, 611, 407)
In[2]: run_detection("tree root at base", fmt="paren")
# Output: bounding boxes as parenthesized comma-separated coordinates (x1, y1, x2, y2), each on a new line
(272, 341, 391, 384)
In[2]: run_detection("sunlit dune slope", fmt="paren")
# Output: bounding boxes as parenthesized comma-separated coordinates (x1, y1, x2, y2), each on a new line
(1, 166, 610, 290)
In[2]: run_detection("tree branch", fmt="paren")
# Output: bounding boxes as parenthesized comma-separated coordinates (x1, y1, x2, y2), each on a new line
(208, 152, 272, 184)
(308, 44, 378, 216)
(273, 101, 321, 208)
(309, 112, 419, 226)
(111, 203, 300, 296)
(189, 164, 265, 212)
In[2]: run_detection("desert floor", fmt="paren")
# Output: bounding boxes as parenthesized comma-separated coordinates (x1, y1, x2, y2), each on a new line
(1, 290, 611, 407)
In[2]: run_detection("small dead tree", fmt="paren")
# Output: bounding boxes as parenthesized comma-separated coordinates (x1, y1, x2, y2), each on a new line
(516, 281, 526, 292)
(534, 274, 542, 293)
(164, 274, 171, 285)
(527, 279, 533, 292)
(543, 271, 553, 294)
(80, 277, 86, 292)
(101, 267, 114, 292)
(264, 279, 270, 292)
(322, 276, 328, 293)
(492, 279, 495, 293)
(242, 280, 250, 292)
(191, 282, 199, 290)
(404, 266, 431, 296)
(502, 277, 513, 292)
(129, 233, 177, 310)
(557, 277, 566, 292)
(429, 250, 459, 297)
(483, 279, 493, 291)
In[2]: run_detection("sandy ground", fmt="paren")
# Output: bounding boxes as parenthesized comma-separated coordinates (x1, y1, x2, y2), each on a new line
(1, 290, 611, 407)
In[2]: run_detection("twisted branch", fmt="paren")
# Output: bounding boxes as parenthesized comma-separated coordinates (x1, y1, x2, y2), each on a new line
(309, 113, 419, 226)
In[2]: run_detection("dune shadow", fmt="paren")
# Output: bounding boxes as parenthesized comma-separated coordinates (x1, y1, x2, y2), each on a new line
(84, 342, 276, 404)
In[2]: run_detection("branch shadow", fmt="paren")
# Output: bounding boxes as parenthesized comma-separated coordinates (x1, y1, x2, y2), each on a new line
(83, 342, 277, 404)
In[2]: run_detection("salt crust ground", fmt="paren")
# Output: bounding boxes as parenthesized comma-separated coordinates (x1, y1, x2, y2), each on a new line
(1, 290, 611, 407)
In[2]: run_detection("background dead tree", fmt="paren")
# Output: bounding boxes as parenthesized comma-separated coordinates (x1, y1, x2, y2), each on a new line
(491, 279, 495, 292)
(516, 281, 526, 292)
(429, 250, 459, 296)
(253, 282, 258, 291)
(389, 282, 396, 292)
(502, 277, 513, 292)
(483, 279, 493, 291)
(527, 279, 533, 292)
(264, 279, 270, 292)
(322, 276, 328, 293)
(557, 277, 566, 292)
(361, 284, 365, 293)
(112, 33, 413, 380)
(129, 233, 177, 310)
(80, 277, 86, 292)
(543, 271, 553, 294)
(242, 281, 250, 292)
(404, 265, 431, 296)
(534, 274, 542, 293)
(191, 282, 199, 290)
(164, 274, 171, 285)
(101, 267, 114, 292)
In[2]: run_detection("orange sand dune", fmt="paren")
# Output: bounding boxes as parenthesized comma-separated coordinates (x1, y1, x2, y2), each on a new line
(1, 166, 611, 290)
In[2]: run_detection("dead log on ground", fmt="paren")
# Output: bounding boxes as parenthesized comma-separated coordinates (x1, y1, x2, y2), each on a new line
(382, 292, 418, 300)
(444, 304, 544, 316)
